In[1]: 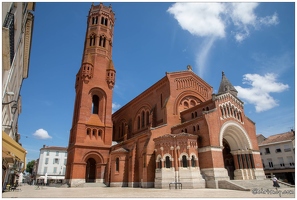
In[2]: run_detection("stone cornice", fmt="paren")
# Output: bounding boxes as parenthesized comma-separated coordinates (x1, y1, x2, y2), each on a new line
(23, 12, 34, 79)
(198, 146, 222, 153)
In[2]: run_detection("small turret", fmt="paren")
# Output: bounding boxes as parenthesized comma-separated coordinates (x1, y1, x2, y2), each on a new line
(217, 71, 238, 97)
(106, 60, 116, 89)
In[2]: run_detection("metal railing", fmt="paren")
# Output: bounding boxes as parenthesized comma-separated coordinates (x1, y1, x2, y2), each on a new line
(264, 163, 295, 170)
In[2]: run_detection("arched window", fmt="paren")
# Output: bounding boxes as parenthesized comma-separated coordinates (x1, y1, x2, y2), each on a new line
(92, 16, 98, 24)
(191, 113, 194, 119)
(182, 155, 188, 168)
(239, 112, 242, 122)
(92, 129, 97, 136)
(89, 35, 96, 46)
(87, 128, 91, 135)
(101, 17, 108, 26)
(193, 126, 196, 132)
(184, 101, 189, 109)
(185, 128, 187, 133)
(92, 95, 99, 114)
(121, 122, 125, 136)
(220, 106, 224, 117)
(165, 156, 171, 168)
(93, 129, 97, 136)
(146, 111, 150, 125)
(191, 155, 196, 167)
(158, 159, 162, 169)
(115, 158, 119, 172)
(141, 111, 145, 128)
(137, 116, 140, 130)
(190, 100, 196, 107)
(98, 130, 102, 136)
(99, 36, 106, 47)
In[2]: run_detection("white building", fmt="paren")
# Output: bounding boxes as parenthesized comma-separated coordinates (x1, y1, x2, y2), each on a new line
(2, 2, 35, 191)
(257, 130, 295, 185)
(36, 145, 68, 184)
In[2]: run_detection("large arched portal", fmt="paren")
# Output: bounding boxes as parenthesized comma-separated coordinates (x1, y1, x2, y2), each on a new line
(85, 158, 96, 182)
(219, 121, 257, 180)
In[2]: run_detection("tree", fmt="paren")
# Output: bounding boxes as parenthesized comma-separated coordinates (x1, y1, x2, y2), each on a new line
(26, 160, 35, 174)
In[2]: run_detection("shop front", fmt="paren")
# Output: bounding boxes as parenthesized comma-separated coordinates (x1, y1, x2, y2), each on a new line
(2, 131, 26, 191)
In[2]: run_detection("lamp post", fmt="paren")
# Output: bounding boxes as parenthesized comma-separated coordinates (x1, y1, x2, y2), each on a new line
(2, 100, 18, 113)
(2, 100, 18, 129)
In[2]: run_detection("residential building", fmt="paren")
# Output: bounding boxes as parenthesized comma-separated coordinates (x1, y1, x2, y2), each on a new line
(2, 2, 35, 191)
(258, 130, 295, 185)
(66, 3, 265, 189)
(36, 145, 68, 184)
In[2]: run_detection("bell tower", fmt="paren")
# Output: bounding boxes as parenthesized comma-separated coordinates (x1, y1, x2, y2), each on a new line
(66, 3, 115, 186)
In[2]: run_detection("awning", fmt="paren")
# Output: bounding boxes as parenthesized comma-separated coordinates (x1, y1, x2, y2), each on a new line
(2, 131, 26, 168)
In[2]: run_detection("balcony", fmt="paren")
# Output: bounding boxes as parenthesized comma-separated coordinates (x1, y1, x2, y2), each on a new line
(264, 163, 295, 170)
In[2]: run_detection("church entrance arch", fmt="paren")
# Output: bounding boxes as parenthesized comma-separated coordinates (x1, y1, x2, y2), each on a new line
(85, 158, 96, 182)
(219, 121, 255, 180)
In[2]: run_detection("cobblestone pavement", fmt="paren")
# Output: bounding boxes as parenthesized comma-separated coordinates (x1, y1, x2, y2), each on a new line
(2, 184, 295, 198)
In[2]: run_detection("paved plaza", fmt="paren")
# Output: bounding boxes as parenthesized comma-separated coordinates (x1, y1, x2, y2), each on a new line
(2, 184, 295, 198)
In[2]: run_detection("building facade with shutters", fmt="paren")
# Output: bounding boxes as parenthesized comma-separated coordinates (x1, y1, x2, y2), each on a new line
(2, 2, 35, 191)
(36, 145, 68, 184)
(257, 130, 295, 185)
(66, 3, 265, 189)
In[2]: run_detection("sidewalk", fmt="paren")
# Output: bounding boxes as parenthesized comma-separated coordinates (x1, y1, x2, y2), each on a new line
(2, 184, 295, 198)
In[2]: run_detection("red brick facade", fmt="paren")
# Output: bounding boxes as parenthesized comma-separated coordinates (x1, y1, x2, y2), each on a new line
(66, 3, 265, 188)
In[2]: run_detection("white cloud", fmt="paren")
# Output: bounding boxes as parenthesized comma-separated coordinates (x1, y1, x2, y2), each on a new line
(167, 3, 226, 38)
(167, 3, 279, 74)
(112, 102, 121, 113)
(195, 37, 215, 76)
(167, 2, 279, 42)
(227, 3, 279, 42)
(234, 73, 289, 112)
(33, 128, 52, 139)
(228, 3, 258, 27)
(258, 12, 279, 26)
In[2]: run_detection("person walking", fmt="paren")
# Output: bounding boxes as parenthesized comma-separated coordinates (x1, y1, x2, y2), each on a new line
(272, 175, 280, 189)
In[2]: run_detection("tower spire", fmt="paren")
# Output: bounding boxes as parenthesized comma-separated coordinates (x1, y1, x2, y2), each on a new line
(217, 71, 238, 97)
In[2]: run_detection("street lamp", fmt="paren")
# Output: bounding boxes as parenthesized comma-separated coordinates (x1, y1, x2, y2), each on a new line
(2, 100, 18, 114)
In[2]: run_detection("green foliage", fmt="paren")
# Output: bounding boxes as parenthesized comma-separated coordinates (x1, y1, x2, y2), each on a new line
(26, 160, 35, 174)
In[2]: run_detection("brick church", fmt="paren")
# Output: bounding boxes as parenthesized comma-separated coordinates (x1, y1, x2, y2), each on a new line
(65, 3, 265, 189)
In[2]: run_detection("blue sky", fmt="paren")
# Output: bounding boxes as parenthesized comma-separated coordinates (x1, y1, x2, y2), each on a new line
(18, 2, 295, 162)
